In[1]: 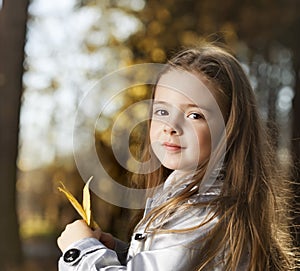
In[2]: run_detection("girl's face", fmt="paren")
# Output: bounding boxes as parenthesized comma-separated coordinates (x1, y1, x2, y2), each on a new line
(150, 72, 214, 172)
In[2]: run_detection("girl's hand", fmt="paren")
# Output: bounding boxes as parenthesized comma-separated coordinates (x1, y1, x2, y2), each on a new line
(57, 220, 101, 252)
(99, 231, 115, 250)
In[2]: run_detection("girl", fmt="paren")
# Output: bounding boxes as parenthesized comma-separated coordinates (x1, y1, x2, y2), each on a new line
(57, 43, 297, 270)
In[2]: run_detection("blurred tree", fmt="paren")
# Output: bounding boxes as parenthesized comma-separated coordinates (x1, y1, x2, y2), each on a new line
(287, 13, 300, 246)
(0, 0, 29, 269)
(19, 0, 147, 251)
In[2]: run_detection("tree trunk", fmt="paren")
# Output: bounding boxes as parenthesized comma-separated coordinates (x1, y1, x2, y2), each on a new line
(0, 0, 29, 269)
(291, 59, 300, 247)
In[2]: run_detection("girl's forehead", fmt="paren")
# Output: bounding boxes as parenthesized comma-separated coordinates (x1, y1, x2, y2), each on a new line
(155, 70, 217, 109)
(154, 85, 193, 101)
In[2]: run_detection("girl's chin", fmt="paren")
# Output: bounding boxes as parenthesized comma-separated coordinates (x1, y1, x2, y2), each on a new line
(162, 162, 198, 172)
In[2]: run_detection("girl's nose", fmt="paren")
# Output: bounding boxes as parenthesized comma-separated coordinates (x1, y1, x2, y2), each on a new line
(163, 123, 183, 135)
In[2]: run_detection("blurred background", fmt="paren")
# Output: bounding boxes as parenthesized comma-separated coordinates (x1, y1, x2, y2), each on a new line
(0, 0, 299, 270)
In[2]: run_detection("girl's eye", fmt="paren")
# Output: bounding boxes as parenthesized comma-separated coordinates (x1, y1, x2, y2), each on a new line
(154, 109, 169, 116)
(187, 113, 204, 120)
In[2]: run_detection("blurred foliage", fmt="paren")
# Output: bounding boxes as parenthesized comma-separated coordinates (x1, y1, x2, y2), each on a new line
(15, 0, 300, 270)
(127, 0, 299, 60)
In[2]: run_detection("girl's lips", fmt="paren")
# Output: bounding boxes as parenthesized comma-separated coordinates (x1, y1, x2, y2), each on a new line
(163, 142, 183, 151)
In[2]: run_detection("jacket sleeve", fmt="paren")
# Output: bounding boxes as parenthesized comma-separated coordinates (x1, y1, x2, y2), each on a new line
(58, 238, 127, 271)
(58, 235, 206, 271)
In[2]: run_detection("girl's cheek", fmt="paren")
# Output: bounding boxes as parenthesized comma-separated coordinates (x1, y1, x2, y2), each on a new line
(149, 121, 160, 139)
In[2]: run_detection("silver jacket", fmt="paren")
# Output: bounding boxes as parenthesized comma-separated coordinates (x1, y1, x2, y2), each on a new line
(58, 171, 249, 271)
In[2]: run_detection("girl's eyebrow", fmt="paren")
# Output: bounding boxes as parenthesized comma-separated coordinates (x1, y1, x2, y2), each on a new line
(153, 100, 210, 112)
(152, 101, 169, 105)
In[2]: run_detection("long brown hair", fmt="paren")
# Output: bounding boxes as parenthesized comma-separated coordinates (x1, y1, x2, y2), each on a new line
(133, 42, 297, 270)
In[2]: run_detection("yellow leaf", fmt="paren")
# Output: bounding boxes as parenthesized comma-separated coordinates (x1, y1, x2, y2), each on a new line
(90, 217, 99, 230)
(58, 178, 99, 229)
(58, 182, 87, 222)
(83, 177, 93, 226)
